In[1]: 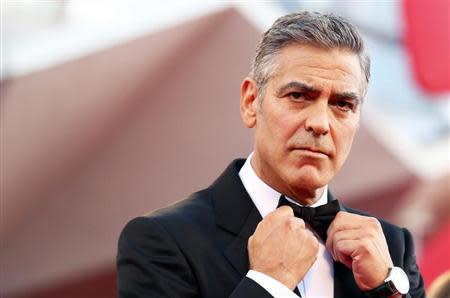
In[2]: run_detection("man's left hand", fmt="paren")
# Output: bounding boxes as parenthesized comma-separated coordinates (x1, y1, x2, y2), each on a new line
(326, 211, 393, 291)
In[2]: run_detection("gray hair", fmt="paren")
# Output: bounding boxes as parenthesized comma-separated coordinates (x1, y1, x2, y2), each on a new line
(250, 11, 371, 96)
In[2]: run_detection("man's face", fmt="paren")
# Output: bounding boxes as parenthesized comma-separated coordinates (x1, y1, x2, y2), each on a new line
(241, 43, 363, 199)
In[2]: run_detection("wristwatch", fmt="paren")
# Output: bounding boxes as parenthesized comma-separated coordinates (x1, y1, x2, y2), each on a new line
(364, 267, 410, 297)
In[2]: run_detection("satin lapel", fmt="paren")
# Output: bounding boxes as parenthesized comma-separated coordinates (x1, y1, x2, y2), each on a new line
(223, 206, 261, 277)
(333, 261, 362, 298)
(210, 159, 263, 277)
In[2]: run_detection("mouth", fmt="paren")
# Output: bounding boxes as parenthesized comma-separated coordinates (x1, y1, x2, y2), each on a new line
(293, 147, 330, 157)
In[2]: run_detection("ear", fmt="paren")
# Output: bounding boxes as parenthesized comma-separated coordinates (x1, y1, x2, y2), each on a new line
(240, 77, 259, 128)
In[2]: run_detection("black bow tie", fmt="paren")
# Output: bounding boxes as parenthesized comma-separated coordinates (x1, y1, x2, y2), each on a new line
(277, 195, 341, 242)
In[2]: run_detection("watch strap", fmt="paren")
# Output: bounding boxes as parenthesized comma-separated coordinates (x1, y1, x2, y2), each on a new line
(364, 280, 398, 297)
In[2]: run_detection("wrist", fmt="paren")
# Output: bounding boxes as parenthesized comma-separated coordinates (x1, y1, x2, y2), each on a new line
(265, 270, 299, 290)
(364, 267, 409, 297)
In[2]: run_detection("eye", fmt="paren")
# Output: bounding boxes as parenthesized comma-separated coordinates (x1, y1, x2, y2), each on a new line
(288, 92, 305, 101)
(333, 100, 354, 112)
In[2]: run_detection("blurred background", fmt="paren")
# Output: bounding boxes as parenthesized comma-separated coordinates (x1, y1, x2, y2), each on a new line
(1, 0, 449, 297)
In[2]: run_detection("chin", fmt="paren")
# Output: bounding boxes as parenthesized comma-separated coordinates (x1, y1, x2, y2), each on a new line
(287, 168, 328, 190)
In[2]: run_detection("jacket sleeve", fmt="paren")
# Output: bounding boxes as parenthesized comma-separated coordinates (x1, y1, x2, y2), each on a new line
(229, 277, 274, 298)
(117, 216, 274, 298)
(402, 228, 426, 298)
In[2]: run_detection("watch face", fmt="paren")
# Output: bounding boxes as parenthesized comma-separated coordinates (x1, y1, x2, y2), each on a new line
(390, 267, 410, 294)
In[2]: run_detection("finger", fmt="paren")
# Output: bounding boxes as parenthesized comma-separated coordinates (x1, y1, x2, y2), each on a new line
(291, 227, 319, 261)
(327, 214, 384, 252)
(327, 212, 363, 244)
(272, 205, 295, 218)
(273, 218, 307, 250)
(288, 217, 306, 231)
(333, 239, 359, 268)
(326, 227, 362, 259)
(256, 217, 308, 261)
(264, 205, 294, 227)
(283, 218, 308, 248)
(252, 206, 295, 242)
(257, 206, 294, 229)
(331, 230, 383, 265)
(327, 215, 361, 258)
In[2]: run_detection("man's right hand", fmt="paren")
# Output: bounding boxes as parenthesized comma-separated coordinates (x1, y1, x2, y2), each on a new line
(247, 206, 319, 290)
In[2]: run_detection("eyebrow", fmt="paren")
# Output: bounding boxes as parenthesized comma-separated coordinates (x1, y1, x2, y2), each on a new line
(332, 92, 361, 103)
(276, 81, 361, 103)
(276, 81, 316, 96)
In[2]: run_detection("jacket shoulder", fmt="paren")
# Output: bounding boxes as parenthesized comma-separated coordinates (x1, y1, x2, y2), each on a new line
(129, 188, 216, 235)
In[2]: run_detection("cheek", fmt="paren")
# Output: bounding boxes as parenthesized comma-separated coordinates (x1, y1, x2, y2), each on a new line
(273, 111, 302, 139)
(333, 125, 358, 164)
(263, 112, 296, 146)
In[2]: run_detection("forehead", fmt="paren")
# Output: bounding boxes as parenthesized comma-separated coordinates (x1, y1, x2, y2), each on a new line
(269, 44, 364, 94)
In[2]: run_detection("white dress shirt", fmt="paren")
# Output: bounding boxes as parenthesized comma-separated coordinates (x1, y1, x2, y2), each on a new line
(239, 153, 334, 298)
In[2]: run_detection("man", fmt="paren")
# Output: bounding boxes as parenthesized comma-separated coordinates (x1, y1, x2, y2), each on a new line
(117, 12, 425, 297)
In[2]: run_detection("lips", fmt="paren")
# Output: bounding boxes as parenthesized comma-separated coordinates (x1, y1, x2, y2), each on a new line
(294, 147, 331, 156)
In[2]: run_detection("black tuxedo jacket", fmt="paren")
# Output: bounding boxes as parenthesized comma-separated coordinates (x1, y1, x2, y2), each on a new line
(117, 159, 425, 297)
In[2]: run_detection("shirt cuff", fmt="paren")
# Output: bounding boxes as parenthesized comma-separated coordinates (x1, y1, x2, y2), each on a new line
(246, 270, 299, 298)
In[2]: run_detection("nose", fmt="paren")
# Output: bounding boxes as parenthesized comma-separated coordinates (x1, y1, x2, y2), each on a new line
(305, 102, 330, 136)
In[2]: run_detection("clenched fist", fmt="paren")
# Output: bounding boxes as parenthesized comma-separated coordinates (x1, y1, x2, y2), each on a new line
(326, 211, 394, 291)
(248, 206, 319, 290)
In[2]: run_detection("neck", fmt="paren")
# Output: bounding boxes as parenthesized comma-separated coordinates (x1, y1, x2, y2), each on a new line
(249, 155, 326, 206)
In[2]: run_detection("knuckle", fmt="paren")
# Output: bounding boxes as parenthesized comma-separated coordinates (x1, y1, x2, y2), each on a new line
(256, 219, 264, 228)
(278, 205, 294, 216)
(286, 217, 297, 230)
(334, 241, 342, 252)
(255, 221, 267, 232)
(368, 217, 380, 227)
(312, 237, 320, 251)
(289, 217, 305, 232)
(361, 238, 372, 250)
(367, 217, 382, 234)
(374, 220, 382, 231)
(370, 228, 380, 238)
(248, 236, 255, 249)
(335, 211, 345, 219)
(293, 217, 305, 228)
(264, 212, 276, 222)
(306, 230, 317, 243)
(269, 206, 293, 222)
(298, 218, 305, 226)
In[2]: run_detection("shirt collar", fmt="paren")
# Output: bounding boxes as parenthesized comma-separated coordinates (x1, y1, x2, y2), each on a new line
(239, 152, 328, 218)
